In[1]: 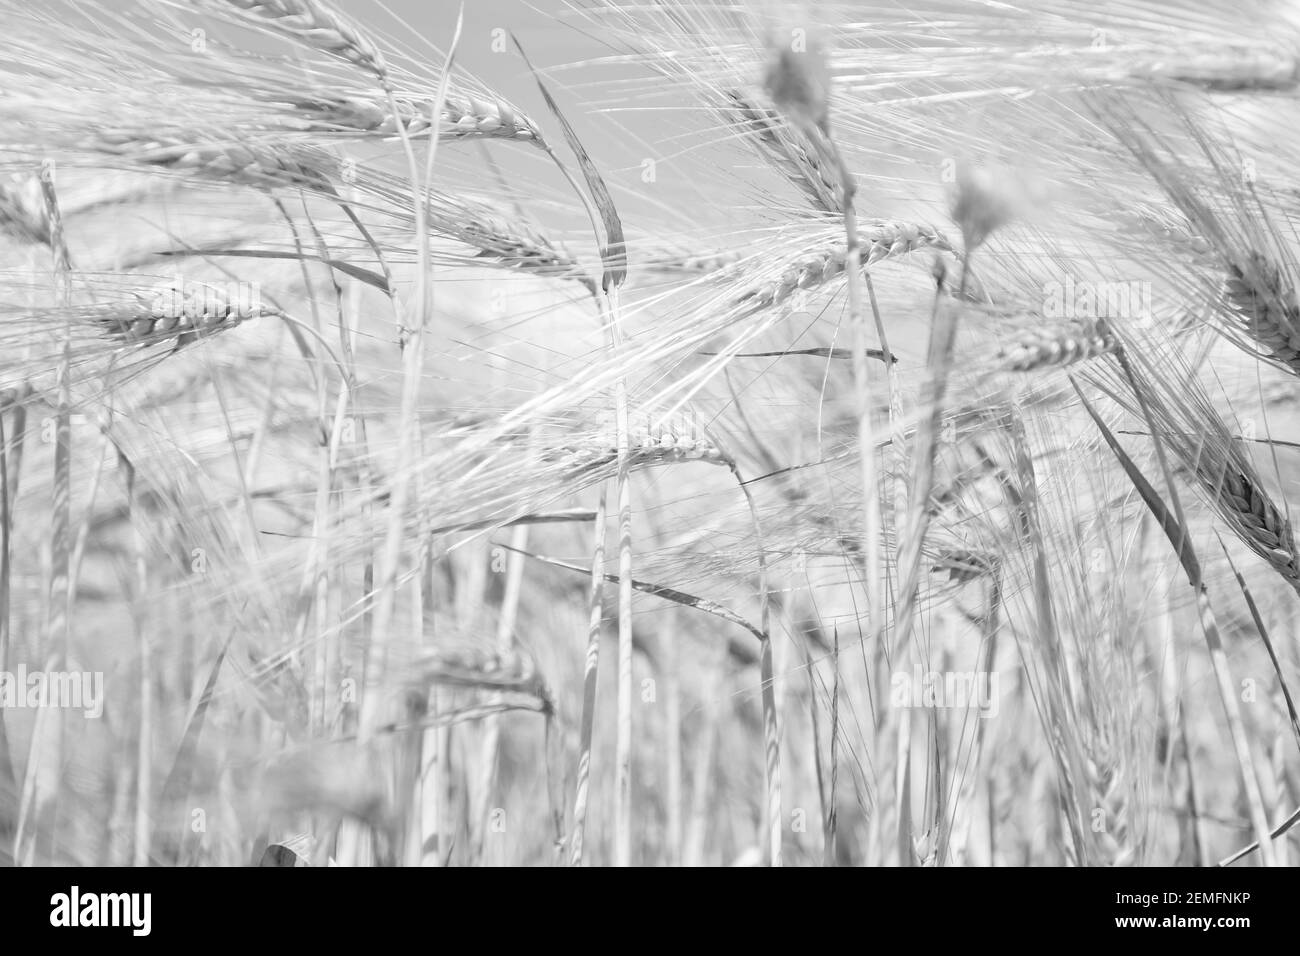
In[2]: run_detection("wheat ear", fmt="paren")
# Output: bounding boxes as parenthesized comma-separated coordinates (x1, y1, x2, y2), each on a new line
(90, 132, 338, 191)
(725, 90, 842, 215)
(1105, 100, 1300, 378)
(1217, 467, 1300, 591)
(735, 225, 952, 312)
(1090, 334, 1300, 593)
(99, 280, 279, 343)
(559, 414, 729, 471)
(294, 92, 546, 146)
(1139, 45, 1299, 92)
(205, 0, 388, 81)
(998, 319, 1119, 371)
(1223, 253, 1300, 376)
(380, 189, 595, 291)
(460, 215, 594, 290)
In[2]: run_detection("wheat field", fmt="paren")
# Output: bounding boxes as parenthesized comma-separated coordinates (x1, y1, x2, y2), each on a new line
(0, 0, 1298, 868)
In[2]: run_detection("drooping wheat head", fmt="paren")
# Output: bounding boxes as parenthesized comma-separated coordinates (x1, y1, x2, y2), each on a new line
(199, 0, 389, 81)
(1106, 96, 1300, 378)
(725, 90, 843, 215)
(1095, 334, 1300, 594)
(291, 91, 547, 146)
(998, 318, 1119, 372)
(733, 223, 952, 313)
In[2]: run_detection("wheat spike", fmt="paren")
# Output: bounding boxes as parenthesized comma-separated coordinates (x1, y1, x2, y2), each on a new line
(100, 279, 277, 343)
(368, 181, 595, 286)
(294, 92, 546, 146)
(1081, 750, 1138, 866)
(641, 245, 745, 276)
(1105, 101, 1300, 378)
(1218, 467, 1300, 589)
(460, 214, 594, 291)
(90, 131, 337, 191)
(560, 413, 727, 470)
(1112, 207, 1212, 261)
(626, 415, 727, 465)
(378, 188, 595, 291)
(409, 645, 550, 701)
(726, 90, 842, 215)
(999, 319, 1119, 371)
(736, 224, 952, 312)
(1105, 346, 1300, 593)
(440, 94, 545, 144)
(1223, 253, 1300, 376)
(1138, 45, 1299, 92)
(205, 0, 388, 80)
